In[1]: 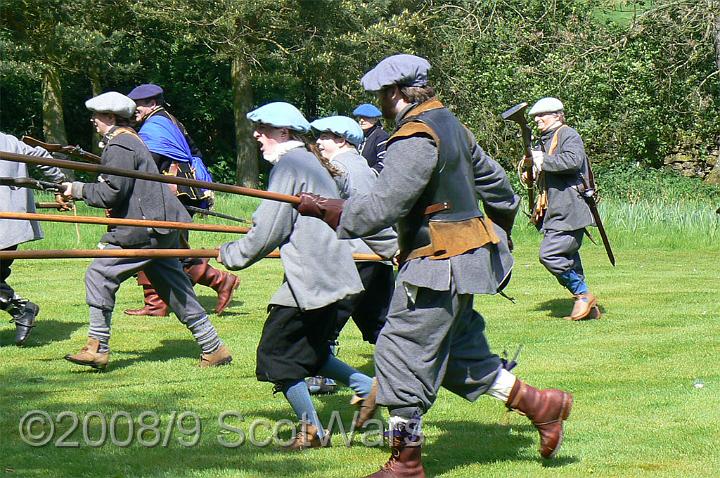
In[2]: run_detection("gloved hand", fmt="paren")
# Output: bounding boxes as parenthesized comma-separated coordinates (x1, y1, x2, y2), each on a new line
(531, 150, 544, 171)
(296, 192, 345, 230)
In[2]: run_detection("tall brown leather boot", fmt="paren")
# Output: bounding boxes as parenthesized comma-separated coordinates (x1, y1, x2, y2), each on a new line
(506, 379, 573, 459)
(124, 272, 169, 317)
(364, 425, 425, 478)
(184, 259, 239, 315)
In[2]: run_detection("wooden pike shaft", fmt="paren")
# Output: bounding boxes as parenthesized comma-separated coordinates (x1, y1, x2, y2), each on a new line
(0, 150, 301, 205)
(0, 249, 384, 261)
(0, 211, 249, 234)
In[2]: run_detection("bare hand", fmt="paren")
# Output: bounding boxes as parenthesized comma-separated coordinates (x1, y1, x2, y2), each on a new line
(54, 194, 73, 211)
(60, 182, 74, 199)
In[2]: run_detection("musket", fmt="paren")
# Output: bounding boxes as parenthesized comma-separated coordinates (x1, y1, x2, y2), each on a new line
(0, 249, 383, 261)
(185, 205, 248, 223)
(581, 188, 616, 266)
(0, 151, 301, 205)
(0, 212, 250, 235)
(501, 102, 534, 215)
(21, 136, 102, 164)
(0, 176, 64, 193)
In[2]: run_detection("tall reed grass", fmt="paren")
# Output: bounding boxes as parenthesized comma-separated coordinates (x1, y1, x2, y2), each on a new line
(24, 192, 720, 251)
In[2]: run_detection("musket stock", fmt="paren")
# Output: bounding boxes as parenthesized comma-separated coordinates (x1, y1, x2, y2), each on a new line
(21, 136, 102, 164)
(501, 102, 535, 215)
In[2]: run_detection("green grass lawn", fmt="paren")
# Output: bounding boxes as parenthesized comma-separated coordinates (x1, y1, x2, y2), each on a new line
(1, 193, 719, 477)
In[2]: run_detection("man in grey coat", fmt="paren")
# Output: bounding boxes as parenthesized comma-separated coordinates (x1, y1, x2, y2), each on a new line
(526, 97, 600, 321)
(299, 55, 574, 477)
(0, 132, 68, 345)
(61, 92, 231, 370)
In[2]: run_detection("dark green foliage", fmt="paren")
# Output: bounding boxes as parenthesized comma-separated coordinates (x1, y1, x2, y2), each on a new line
(1, 0, 719, 189)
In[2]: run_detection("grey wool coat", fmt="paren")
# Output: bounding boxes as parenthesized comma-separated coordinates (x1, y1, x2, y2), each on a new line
(220, 146, 363, 311)
(337, 107, 519, 296)
(536, 125, 594, 231)
(71, 127, 190, 247)
(0, 132, 66, 250)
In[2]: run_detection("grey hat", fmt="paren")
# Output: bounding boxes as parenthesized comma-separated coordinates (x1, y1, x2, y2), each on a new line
(361, 54, 432, 92)
(529, 97, 564, 116)
(85, 92, 136, 119)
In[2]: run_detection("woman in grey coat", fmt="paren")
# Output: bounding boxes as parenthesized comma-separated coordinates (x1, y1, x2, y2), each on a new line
(0, 132, 67, 345)
(218, 102, 375, 451)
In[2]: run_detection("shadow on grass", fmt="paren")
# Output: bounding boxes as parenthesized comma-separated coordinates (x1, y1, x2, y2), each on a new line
(195, 293, 246, 317)
(534, 298, 607, 320)
(0, 319, 85, 348)
(428, 420, 577, 474)
(98, 339, 200, 372)
(2, 369, 335, 478)
(533, 298, 572, 318)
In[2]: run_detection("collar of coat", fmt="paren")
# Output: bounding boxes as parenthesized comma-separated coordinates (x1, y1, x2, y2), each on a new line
(397, 98, 444, 122)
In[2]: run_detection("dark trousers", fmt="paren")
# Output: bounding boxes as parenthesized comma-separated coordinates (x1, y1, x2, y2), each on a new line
(0, 245, 18, 305)
(331, 262, 394, 344)
(256, 303, 338, 387)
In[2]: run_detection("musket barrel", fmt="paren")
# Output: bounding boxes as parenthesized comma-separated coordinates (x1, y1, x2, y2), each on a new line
(0, 151, 301, 205)
(0, 212, 249, 234)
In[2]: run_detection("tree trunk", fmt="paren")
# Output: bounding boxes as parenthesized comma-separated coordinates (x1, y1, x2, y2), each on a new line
(41, 67, 73, 179)
(714, 8, 720, 71)
(231, 56, 258, 188)
(89, 66, 103, 156)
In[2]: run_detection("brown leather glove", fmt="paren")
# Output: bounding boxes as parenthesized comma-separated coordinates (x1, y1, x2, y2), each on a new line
(296, 192, 345, 230)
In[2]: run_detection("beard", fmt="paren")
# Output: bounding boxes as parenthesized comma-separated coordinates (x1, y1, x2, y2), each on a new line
(380, 89, 396, 119)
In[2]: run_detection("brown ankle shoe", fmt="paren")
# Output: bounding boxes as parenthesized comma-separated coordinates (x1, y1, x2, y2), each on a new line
(567, 292, 597, 320)
(184, 260, 240, 315)
(364, 427, 425, 477)
(199, 345, 233, 368)
(124, 272, 169, 317)
(64, 338, 109, 370)
(281, 422, 331, 452)
(506, 379, 573, 458)
(352, 378, 379, 429)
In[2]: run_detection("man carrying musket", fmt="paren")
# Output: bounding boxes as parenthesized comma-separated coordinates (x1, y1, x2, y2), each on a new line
(61, 92, 231, 370)
(525, 97, 601, 321)
(298, 54, 573, 477)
